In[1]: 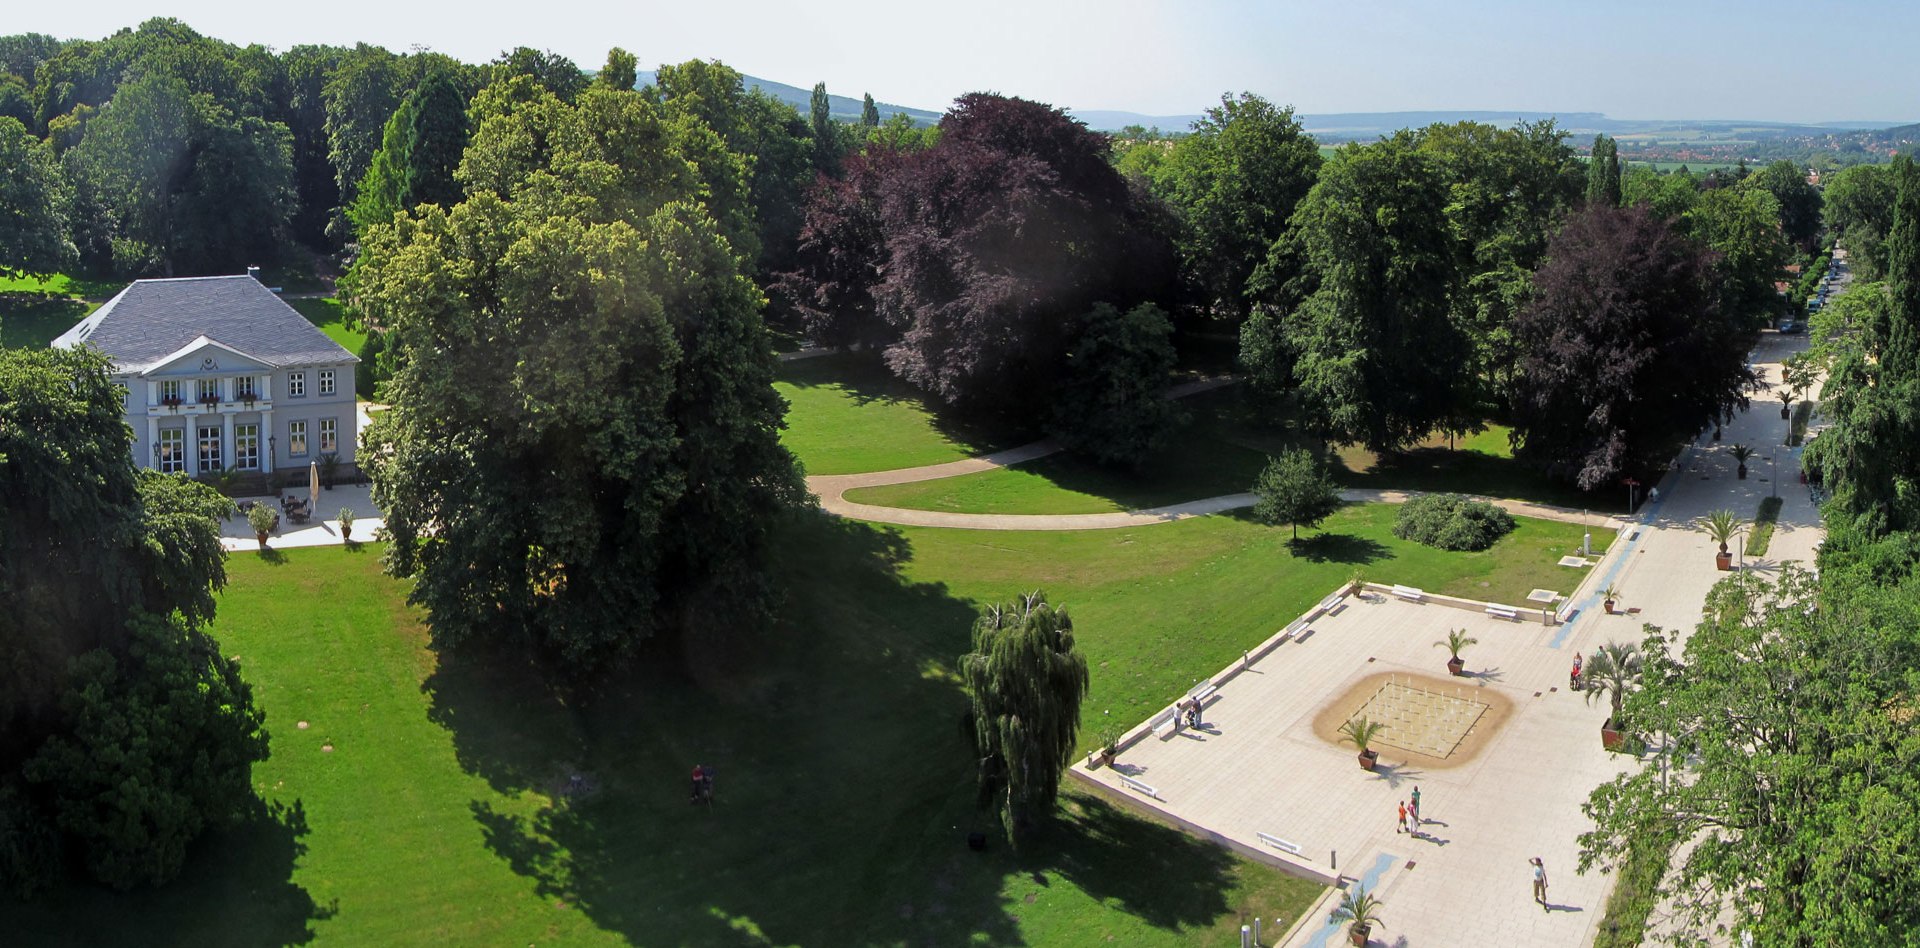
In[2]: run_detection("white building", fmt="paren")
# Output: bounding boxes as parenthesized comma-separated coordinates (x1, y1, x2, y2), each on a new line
(52, 273, 360, 479)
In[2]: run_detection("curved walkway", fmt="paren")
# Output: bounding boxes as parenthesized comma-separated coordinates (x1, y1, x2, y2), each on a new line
(808, 418, 1622, 532)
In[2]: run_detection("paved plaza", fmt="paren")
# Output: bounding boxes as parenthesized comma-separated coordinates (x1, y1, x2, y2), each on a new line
(1073, 331, 1824, 946)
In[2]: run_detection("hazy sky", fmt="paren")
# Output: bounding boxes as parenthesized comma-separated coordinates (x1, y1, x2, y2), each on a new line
(14, 0, 1918, 123)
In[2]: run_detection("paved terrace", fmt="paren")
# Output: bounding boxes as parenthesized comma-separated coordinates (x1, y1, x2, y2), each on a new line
(1073, 590, 1635, 947)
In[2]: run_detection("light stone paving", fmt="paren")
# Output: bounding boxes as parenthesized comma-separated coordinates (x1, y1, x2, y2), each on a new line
(1075, 594, 1635, 947)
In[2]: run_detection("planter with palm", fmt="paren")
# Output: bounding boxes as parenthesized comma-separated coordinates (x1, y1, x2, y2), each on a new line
(1339, 716, 1385, 772)
(1602, 583, 1621, 614)
(1729, 443, 1753, 480)
(1330, 885, 1385, 947)
(1433, 628, 1479, 677)
(1699, 509, 1741, 570)
(1776, 388, 1793, 420)
(1583, 641, 1643, 751)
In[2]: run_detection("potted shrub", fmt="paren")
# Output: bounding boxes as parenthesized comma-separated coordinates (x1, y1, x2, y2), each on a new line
(1729, 443, 1753, 480)
(338, 507, 356, 541)
(1339, 716, 1384, 772)
(246, 502, 279, 550)
(1583, 641, 1643, 751)
(1347, 568, 1366, 597)
(1699, 509, 1741, 571)
(1433, 628, 1478, 676)
(319, 452, 340, 489)
(1602, 583, 1621, 615)
(1776, 388, 1793, 420)
(1329, 885, 1384, 947)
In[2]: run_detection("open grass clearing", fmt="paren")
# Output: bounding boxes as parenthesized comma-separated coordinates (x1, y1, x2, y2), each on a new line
(776, 351, 1029, 475)
(6, 516, 1375, 945)
(0, 295, 97, 349)
(0, 271, 123, 299)
(846, 386, 1602, 515)
(287, 297, 367, 355)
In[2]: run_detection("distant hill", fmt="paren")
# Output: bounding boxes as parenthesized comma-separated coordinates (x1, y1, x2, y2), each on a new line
(1069, 108, 1915, 143)
(635, 69, 942, 126)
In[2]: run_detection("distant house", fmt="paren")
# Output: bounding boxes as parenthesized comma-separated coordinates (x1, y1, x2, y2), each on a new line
(52, 273, 359, 479)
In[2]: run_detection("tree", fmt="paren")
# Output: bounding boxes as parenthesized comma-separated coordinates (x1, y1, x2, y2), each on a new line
(74, 71, 292, 275)
(1623, 165, 1701, 223)
(786, 93, 1174, 411)
(350, 86, 804, 674)
(1580, 640, 1642, 724)
(1047, 302, 1180, 466)
(1, 346, 263, 894)
(1579, 567, 1920, 943)
(1586, 135, 1621, 207)
(960, 592, 1089, 847)
(1687, 185, 1790, 326)
(1822, 164, 1894, 278)
(347, 69, 469, 235)
(491, 47, 586, 102)
(1252, 447, 1343, 540)
(1157, 93, 1322, 320)
(1272, 133, 1467, 451)
(809, 81, 840, 173)
(0, 116, 75, 276)
(598, 47, 637, 92)
(1512, 205, 1756, 488)
(860, 92, 879, 127)
(1746, 159, 1823, 251)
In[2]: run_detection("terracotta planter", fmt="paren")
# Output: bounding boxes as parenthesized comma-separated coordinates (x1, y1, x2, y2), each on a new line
(1737, 464, 1747, 479)
(1601, 720, 1626, 751)
(1357, 749, 1378, 772)
(255, 531, 268, 549)
(1781, 406, 1791, 419)
(1446, 656, 1465, 677)
(1603, 599, 1616, 614)
(1716, 550, 1733, 571)
(1349, 922, 1371, 946)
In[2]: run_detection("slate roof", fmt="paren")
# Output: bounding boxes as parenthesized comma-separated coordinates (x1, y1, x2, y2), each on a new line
(52, 275, 358, 374)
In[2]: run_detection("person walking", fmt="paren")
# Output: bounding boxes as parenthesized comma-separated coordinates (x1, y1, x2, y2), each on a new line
(1571, 652, 1584, 691)
(1396, 801, 1407, 834)
(1531, 857, 1549, 907)
(1410, 786, 1421, 825)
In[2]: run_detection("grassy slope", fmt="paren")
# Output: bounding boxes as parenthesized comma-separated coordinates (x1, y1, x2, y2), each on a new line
(775, 352, 1026, 475)
(0, 272, 117, 349)
(287, 298, 367, 355)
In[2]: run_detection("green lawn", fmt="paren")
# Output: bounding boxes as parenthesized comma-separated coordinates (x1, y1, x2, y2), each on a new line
(0, 295, 97, 349)
(847, 389, 1603, 516)
(288, 298, 367, 354)
(6, 518, 1373, 945)
(0, 271, 122, 299)
(776, 351, 1028, 475)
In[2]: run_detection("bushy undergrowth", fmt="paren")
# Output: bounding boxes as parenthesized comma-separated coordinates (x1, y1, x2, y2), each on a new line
(1391, 492, 1515, 551)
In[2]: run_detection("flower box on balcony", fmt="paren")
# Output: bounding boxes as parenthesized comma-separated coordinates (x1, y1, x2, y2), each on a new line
(161, 396, 183, 409)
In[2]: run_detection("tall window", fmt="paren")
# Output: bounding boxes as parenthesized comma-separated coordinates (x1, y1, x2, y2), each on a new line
(319, 417, 337, 453)
(234, 376, 259, 400)
(196, 378, 220, 404)
(235, 424, 260, 471)
(198, 426, 222, 471)
(159, 379, 181, 405)
(319, 369, 335, 396)
(288, 420, 308, 457)
(158, 428, 185, 473)
(288, 371, 306, 397)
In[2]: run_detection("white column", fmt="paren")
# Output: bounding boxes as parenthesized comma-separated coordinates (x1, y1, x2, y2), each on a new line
(261, 408, 274, 472)
(186, 418, 198, 476)
(146, 416, 159, 470)
(223, 409, 234, 473)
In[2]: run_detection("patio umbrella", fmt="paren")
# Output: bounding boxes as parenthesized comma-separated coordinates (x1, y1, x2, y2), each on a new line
(309, 460, 321, 510)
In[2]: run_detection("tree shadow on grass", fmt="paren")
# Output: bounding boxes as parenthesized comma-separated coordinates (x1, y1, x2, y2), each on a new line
(1290, 533, 1389, 565)
(0, 799, 330, 947)
(424, 514, 1247, 945)
(778, 350, 1035, 457)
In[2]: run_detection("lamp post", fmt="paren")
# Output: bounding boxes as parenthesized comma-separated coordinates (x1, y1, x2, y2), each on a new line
(1770, 454, 1778, 499)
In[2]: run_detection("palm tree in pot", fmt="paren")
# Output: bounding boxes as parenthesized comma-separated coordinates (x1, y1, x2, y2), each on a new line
(1433, 628, 1479, 676)
(1602, 583, 1621, 615)
(1776, 388, 1793, 419)
(1729, 443, 1753, 480)
(1330, 884, 1385, 947)
(1339, 716, 1385, 772)
(1584, 641, 1643, 751)
(1699, 509, 1741, 571)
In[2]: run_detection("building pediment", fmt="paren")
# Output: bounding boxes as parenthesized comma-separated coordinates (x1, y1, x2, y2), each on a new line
(138, 336, 275, 377)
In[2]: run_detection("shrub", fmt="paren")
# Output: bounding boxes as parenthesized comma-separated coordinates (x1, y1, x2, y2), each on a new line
(1391, 492, 1516, 551)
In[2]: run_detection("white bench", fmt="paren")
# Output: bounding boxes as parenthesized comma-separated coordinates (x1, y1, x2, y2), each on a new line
(1151, 709, 1179, 740)
(1257, 831, 1303, 856)
(1485, 604, 1518, 620)
(1281, 617, 1309, 640)
(1316, 591, 1348, 613)
(1186, 679, 1217, 703)
(1392, 585, 1425, 602)
(1119, 775, 1160, 799)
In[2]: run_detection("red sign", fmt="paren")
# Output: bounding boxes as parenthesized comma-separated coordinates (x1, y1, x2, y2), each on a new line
(1622, 478, 1640, 487)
